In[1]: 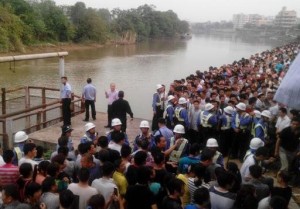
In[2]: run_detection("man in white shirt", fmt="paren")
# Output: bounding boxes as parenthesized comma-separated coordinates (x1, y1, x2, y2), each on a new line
(82, 78, 97, 121)
(105, 83, 118, 128)
(92, 162, 117, 204)
(108, 132, 125, 154)
(68, 168, 97, 209)
(275, 107, 291, 134)
(18, 143, 37, 169)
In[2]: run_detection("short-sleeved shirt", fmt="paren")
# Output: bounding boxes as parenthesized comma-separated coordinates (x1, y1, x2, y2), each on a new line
(68, 183, 97, 209)
(0, 163, 19, 186)
(209, 186, 236, 209)
(83, 83, 96, 100)
(61, 83, 72, 99)
(125, 184, 155, 209)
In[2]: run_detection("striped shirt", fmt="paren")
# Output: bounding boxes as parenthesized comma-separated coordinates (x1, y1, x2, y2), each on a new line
(188, 177, 210, 203)
(0, 163, 19, 186)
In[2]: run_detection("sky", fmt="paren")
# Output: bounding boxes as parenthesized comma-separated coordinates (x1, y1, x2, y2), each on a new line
(53, 0, 300, 22)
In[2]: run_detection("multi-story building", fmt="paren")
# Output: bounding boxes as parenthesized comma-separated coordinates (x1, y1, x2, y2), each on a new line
(275, 7, 297, 28)
(233, 14, 250, 29)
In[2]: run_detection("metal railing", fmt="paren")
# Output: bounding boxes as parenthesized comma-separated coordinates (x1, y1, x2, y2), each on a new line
(0, 86, 84, 149)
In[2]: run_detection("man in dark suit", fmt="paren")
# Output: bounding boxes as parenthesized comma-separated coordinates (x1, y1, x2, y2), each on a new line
(111, 91, 133, 132)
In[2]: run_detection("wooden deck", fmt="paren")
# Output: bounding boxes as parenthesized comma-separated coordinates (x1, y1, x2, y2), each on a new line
(28, 112, 143, 150)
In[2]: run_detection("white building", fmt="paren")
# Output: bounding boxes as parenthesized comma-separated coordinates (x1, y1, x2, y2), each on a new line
(275, 7, 297, 28)
(233, 14, 250, 29)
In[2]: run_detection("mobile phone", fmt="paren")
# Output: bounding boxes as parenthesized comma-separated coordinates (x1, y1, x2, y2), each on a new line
(114, 187, 118, 196)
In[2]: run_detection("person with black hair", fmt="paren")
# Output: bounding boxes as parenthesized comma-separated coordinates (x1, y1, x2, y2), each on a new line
(178, 143, 200, 174)
(35, 160, 50, 185)
(232, 184, 258, 209)
(131, 138, 154, 166)
(246, 165, 270, 201)
(108, 131, 126, 153)
(209, 170, 236, 209)
(91, 162, 117, 205)
(126, 151, 147, 185)
(40, 177, 59, 209)
(269, 196, 287, 209)
(153, 152, 168, 187)
(226, 162, 242, 193)
(125, 166, 157, 209)
(24, 182, 44, 208)
(185, 187, 210, 209)
(68, 168, 97, 209)
(153, 118, 174, 150)
(121, 144, 131, 173)
(59, 189, 78, 209)
(87, 194, 106, 209)
(113, 159, 128, 197)
(275, 117, 300, 173)
(33, 146, 44, 163)
(0, 149, 19, 187)
(16, 162, 33, 202)
(270, 170, 292, 208)
(275, 107, 290, 134)
(111, 90, 134, 132)
(162, 178, 185, 209)
(1, 184, 31, 209)
(18, 143, 38, 169)
(133, 120, 154, 151)
(82, 77, 97, 121)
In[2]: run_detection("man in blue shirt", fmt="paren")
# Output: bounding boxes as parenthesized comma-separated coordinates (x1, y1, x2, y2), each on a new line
(61, 76, 72, 126)
(154, 118, 174, 150)
(152, 84, 165, 131)
(198, 103, 218, 141)
(178, 143, 200, 174)
(82, 78, 97, 121)
(165, 95, 175, 129)
(254, 110, 271, 142)
(174, 97, 190, 131)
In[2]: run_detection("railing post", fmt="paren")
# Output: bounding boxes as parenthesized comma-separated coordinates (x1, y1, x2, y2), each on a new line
(5, 119, 13, 149)
(25, 87, 30, 129)
(42, 88, 47, 128)
(37, 112, 42, 131)
(1, 88, 6, 115)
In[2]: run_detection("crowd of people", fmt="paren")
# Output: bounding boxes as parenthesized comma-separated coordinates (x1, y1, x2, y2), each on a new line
(0, 42, 300, 209)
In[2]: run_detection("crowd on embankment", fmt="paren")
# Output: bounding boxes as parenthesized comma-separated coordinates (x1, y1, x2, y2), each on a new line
(0, 42, 299, 209)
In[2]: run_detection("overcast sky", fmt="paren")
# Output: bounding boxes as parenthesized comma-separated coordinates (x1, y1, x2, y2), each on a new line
(53, 0, 299, 22)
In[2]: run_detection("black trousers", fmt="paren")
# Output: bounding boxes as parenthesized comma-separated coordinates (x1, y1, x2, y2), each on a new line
(62, 98, 71, 126)
(231, 129, 250, 160)
(152, 106, 164, 131)
(219, 129, 234, 157)
(84, 100, 96, 120)
(107, 105, 113, 126)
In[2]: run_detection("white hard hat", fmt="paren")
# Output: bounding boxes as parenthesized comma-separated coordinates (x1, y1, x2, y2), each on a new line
(224, 106, 234, 115)
(140, 120, 150, 128)
(178, 97, 187, 105)
(206, 138, 219, 147)
(205, 103, 214, 111)
(249, 137, 265, 150)
(167, 95, 175, 102)
(236, 102, 246, 111)
(14, 131, 28, 143)
(156, 84, 163, 90)
(85, 122, 96, 132)
(173, 124, 185, 134)
(111, 118, 122, 127)
(253, 110, 261, 118)
(261, 110, 271, 119)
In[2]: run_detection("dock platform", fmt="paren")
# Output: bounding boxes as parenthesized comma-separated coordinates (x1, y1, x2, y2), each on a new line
(29, 112, 143, 150)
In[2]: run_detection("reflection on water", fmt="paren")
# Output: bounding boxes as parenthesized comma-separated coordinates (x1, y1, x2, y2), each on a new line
(0, 36, 276, 119)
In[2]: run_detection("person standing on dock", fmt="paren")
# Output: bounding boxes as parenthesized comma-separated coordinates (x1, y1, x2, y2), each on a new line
(152, 84, 165, 131)
(82, 78, 97, 122)
(61, 76, 72, 126)
(105, 83, 118, 128)
(111, 91, 133, 133)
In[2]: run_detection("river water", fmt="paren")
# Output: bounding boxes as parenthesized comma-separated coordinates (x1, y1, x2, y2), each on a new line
(0, 35, 278, 119)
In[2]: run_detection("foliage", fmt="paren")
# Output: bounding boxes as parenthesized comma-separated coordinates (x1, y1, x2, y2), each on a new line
(0, 1, 189, 52)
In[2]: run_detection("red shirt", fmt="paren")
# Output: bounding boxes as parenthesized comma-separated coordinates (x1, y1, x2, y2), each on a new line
(0, 163, 19, 186)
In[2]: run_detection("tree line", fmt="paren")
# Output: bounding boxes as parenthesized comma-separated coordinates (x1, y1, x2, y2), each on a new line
(0, 0, 189, 52)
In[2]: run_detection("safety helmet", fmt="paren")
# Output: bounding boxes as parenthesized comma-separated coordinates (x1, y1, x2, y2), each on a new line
(253, 110, 261, 118)
(261, 110, 271, 119)
(14, 131, 28, 143)
(85, 122, 96, 132)
(235, 102, 246, 111)
(178, 97, 187, 105)
(173, 124, 185, 134)
(111, 118, 122, 127)
(167, 95, 175, 102)
(206, 138, 219, 147)
(140, 120, 150, 128)
(224, 106, 234, 115)
(205, 103, 214, 111)
(249, 137, 265, 150)
(156, 84, 163, 90)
